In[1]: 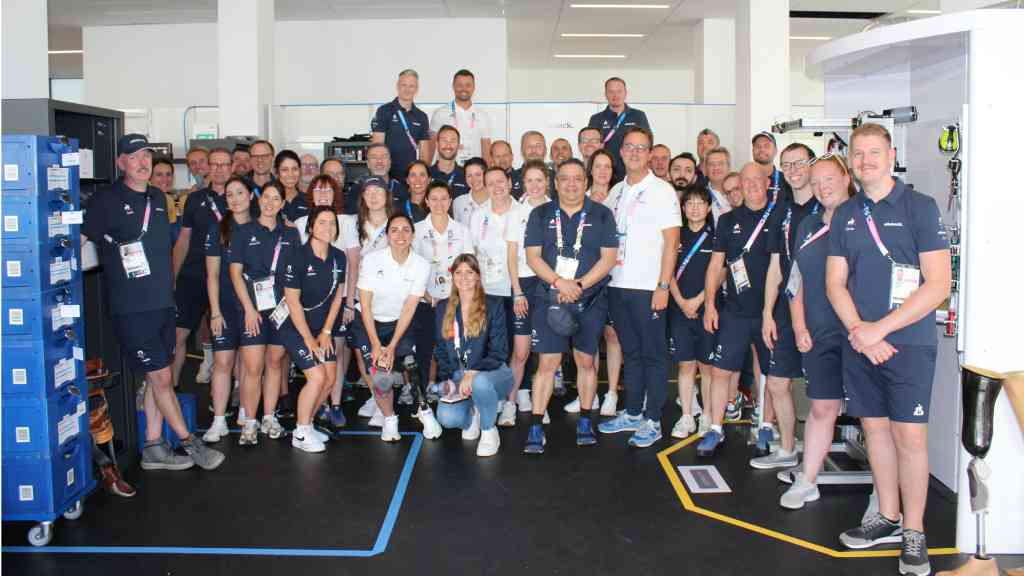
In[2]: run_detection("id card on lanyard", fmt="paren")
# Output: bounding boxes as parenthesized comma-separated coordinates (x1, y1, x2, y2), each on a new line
(117, 196, 153, 279)
(862, 202, 920, 310)
(613, 184, 647, 266)
(729, 201, 775, 294)
(479, 213, 506, 285)
(396, 108, 419, 155)
(429, 228, 455, 296)
(252, 234, 284, 312)
(554, 208, 587, 280)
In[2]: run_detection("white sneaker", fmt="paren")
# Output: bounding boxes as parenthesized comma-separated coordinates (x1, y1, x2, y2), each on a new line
(462, 407, 481, 440)
(543, 410, 551, 425)
(368, 406, 384, 428)
(417, 406, 443, 440)
(261, 415, 284, 439)
(600, 393, 618, 417)
(498, 400, 517, 427)
(671, 414, 697, 439)
(698, 414, 711, 436)
(476, 428, 500, 457)
(236, 406, 247, 427)
(381, 415, 400, 442)
(358, 396, 377, 418)
(780, 472, 820, 509)
(516, 389, 533, 412)
(308, 425, 330, 443)
(564, 395, 600, 414)
(292, 425, 326, 453)
(203, 419, 229, 443)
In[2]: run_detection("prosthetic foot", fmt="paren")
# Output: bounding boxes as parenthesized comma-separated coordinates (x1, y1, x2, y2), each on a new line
(958, 366, 1004, 564)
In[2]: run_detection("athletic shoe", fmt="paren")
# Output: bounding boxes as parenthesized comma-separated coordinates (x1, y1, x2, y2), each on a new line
(140, 441, 195, 471)
(780, 472, 820, 509)
(398, 383, 414, 406)
(477, 428, 500, 457)
(462, 407, 481, 440)
(381, 415, 400, 442)
(543, 410, 551, 425)
(368, 406, 385, 428)
(628, 419, 662, 448)
(598, 411, 643, 434)
(696, 428, 725, 457)
(417, 405, 443, 440)
(750, 449, 798, 470)
(863, 487, 880, 525)
(309, 425, 330, 443)
(671, 414, 697, 439)
(239, 420, 259, 446)
(564, 395, 600, 414)
(202, 419, 229, 443)
(777, 466, 800, 484)
(697, 414, 711, 436)
(498, 400, 517, 427)
(358, 396, 377, 418)
(292, 425, 326, 453)
(576, 416, 598, 446)
(899, 529, 930, 576)
(99, 463, 136, 498)
(181, 435, 225, 470)
(516, 389, 533, 412)
(755, 425, 775, 456)
(261, 415, 284, 439)
(523, 423, 546, 454)
(315, 404, 330, 424)
(600, 393, 618, 417)
(327, 405, 347, 429)
(839, 513, 903, 549)
(725, 395, 743, 421)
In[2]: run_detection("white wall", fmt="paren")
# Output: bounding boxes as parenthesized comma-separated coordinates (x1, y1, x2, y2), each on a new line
(2, 0, 49, 99)
(507, 67, 694, 103)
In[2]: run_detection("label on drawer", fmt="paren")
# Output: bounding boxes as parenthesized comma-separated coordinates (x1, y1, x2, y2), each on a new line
(71, 256, 78, 271)
(67, 468, 75, 487)
(61, 152, 79, 167)
(55, 357, 76, 388)
(52, 310, 73, 332)
(15, 426, 31, 443)
(4, 164, 18, 181)
(19, 485, 34, 502)
(4, 215, 19, 232)
(48, 166, 70, 191)
(57, 412, 79, 445)
(51, 258, 72, 284)
(76, 400, 86, 417)
(48, 214, 70, 238)
(6, 260, 22, 278)
(9, 308, 24, 326)
(12, 368, 28, 385)
(61, 211, 83, 225)
(73, 346, 84, 361)
(58, 304, 80, 318)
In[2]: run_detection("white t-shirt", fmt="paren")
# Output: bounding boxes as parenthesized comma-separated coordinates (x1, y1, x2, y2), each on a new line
(708, 185, 731, 226)
(453, 192, 490, 227)
(468, 203, 513, 296)
(430, 102, 492, 164)
(357, 247, 430, 323)
(504, 196, 550, 279)
(360, 220, 390, 257)
(606, 170, 681, 291)
(412, 216, 473, 300)
(295, 213, 360, 251)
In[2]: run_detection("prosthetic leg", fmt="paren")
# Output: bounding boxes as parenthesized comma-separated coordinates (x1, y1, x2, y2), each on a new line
(403, 355, 442, 439)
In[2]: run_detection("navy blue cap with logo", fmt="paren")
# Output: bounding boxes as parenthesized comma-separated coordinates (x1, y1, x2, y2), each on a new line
(117, 133, 154, 156)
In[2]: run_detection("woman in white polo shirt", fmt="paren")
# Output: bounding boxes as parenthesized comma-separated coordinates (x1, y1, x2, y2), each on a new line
(453, 157, 490, 226)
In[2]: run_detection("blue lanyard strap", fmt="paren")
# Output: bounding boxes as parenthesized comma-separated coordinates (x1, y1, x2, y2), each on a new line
(603, 110, 627, 145)
(395, 107, 419, 153)
(675, 230, 708, 280)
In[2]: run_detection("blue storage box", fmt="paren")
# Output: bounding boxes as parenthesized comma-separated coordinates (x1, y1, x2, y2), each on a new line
(2, 239, 80, 291)
(1, 439, 92, 520)
(1, 333, 82, 398)
(138, 393, 197, 451)
(1, 387, 88, 455)
(1, 136, 80, 247)
(2, 281, 83, 339)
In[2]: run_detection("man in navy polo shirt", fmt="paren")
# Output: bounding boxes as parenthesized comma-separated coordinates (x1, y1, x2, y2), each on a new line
(827, 123, 950, 576)
(509, 131, 547, 200)
(82, 134, 224, 472)
(371, 69, 430, 181)
(429, 125, 469, 198)
(361, 143, 410, 209)
(752, 131, 792, 206)
(524, 159, 618, 453)
(587, 77, 651, 182)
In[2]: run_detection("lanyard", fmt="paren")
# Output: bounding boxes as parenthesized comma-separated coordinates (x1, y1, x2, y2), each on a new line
(782, 206, 793, 260)
(555, 208, 587, 258)
(450, 101, 476, 131)
(452, 314, 469, 367)
(675, 230, 708, 280)
(137, 196, 153, 241)
(448, 171, 456, 188)
(479, 211, 506, 245)
(396, 107, 419, 154)
(209, 193, 223, 222)
(603, 110, 627, 145)
(405, 199, 414, 219)
(366, 224, 387, 251)
(861, 202, 896, 264)
(707, 185, 721, 209)
(614, 182, 648, 236)
(769, 170, 782, 203)
(269, 232, 284, 274)
(742, 200, 776, 254)
(302, 254, 340, 312)
(798, 222, 829, 253)
(428, 226, 455, 265)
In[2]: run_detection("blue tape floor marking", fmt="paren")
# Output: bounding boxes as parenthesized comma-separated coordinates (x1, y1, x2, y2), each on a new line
(3, 431, 423, 558)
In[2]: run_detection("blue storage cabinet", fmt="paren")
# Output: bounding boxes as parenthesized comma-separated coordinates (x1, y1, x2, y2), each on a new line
(2, 135, 95, 547)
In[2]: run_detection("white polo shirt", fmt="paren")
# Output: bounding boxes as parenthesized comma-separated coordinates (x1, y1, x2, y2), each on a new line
(360, 220, 389, 257)
(504, 196, 550, 279)
(707, 185, 731, 226)
(412, 216, 473, 300)
(295, 213, 360, 251)
(357, 247, 430, 323)
(453, 193, 490, 227)
(469, 204, 513, 296)
(430, 101, 492, 164)
(606, 170, 681, 291)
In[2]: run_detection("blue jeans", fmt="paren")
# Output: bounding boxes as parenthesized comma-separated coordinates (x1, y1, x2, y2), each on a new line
(436, 365, 513, 431)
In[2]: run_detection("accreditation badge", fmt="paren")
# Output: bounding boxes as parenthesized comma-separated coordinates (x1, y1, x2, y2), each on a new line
(555, 256, 580, 280)
(119, 241, 151, 279)
(889, 263, 920, 310)
(729, 256, 751, 294)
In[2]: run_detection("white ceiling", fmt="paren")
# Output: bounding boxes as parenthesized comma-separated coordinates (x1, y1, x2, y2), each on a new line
(46, 0, 945, 68)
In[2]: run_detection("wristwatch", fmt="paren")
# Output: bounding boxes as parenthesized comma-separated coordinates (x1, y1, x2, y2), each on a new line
(657, 281, 670, 290)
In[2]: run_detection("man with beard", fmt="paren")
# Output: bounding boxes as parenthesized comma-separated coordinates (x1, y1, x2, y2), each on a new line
(430, 69, 493, 166)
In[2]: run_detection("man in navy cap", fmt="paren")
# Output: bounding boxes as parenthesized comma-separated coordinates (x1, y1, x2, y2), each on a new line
(82, 134, 225, 472)
(372, 69, 430, 181)
(752, 131, 791, 206)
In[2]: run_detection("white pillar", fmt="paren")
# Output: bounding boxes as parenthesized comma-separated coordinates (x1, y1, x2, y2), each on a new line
(217, 0, 274, 137)
(693, 18, 735, 105)
(734, 0, 789, 165)
(2, 0, 49, 100)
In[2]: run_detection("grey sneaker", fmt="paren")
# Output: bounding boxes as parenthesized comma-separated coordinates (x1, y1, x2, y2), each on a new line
(141, 441, 195, 471)
(181, 435, 225, 471)
(750, 449, 798, 470)
(780, 472, 820, 509)
(839, 513, 903, 549)
(899, 529, 930, 576)
(238, 420, 259, 446)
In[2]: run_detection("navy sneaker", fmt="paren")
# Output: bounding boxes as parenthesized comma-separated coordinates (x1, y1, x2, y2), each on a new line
(523, 424, 546, 455)
(755, 425, 774, 456)
(327, 405, 347, 429)
(576, 417, 597, 447)
(315, 405, 330, 424)
(696, 428, 725, 457)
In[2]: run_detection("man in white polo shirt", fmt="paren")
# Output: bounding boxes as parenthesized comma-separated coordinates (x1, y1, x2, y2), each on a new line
(430, 69, 493, 166)
(597, 126, 681, 448)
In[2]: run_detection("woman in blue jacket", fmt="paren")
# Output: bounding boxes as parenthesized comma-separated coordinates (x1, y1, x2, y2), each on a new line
(434, 254, 513, 457)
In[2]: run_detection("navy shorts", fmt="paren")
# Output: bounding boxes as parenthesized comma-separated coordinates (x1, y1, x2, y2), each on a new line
(712, 308, 761, 372)
(276, 322, 338, 371)
(512, 276, 540, 337)
(211, 304, 243, 352)
(842, 341, 936, 423)
(668, 304, 715, 364)
(238, 310, 282, 348)
(802, 330, 845, 400)
(174, 271, 210, 331)
(531, 288, 607, 356)
(332, 298, 351, 338)
(112, 307, 176, 374)
(754, 300, 804, 379)
(350, 315, 416, 367)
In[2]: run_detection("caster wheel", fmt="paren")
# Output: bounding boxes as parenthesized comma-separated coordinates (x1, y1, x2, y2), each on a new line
(28, 523, 53, 547)
(63, 500, 83, 520)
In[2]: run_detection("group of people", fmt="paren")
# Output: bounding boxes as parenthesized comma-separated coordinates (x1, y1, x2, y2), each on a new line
(83, 70, 951, 576)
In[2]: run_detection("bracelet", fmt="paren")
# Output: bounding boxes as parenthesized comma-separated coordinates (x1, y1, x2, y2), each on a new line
(210, 314, 222, 320)
(513, 293, 526, 300)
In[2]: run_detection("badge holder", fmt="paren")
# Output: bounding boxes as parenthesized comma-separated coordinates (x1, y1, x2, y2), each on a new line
(729, 256, 751, 294)
(251, 277, 278, 312)
(888, 263, 920, 310)
(119, 241, 151, 279)
(269, 298, 290, 330)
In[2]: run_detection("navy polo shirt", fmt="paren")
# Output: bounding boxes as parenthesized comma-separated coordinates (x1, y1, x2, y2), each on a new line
(769, 195, 822, 292)
(792, 212, 842, 339)
(179, 187, 228, 278)
(712, 202, 785, 318)
(371, 98, 430, 178)
(82, 180, 174, 315)
(587, 105, 651, 176)
(204, 221, 241, 311)
(676, 221, 715, 300)
(524, 197, 618, 296)
(429, 164, 469, 198)
(394, 197, 427, 223)
(829, 178, 948, 346)
(282, 193, 309, 223)
(509, 167, 524, 200)
(281, 242, 346, 332)
(228, 220, 301, 302)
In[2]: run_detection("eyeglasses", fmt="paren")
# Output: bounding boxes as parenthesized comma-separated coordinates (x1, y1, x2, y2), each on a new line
(621, 143, 650, 153)
(780, 159, 811, 171)
(810, 152, 850, 176)
(209, 162, 232, 169)
(580, 137, 602, 145)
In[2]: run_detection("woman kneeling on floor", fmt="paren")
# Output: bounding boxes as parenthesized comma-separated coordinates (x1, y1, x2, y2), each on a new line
(434, 254, 513, 457)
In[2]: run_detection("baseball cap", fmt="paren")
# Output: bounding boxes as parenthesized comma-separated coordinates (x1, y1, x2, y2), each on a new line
(117, 133, 154, 156)
(751, 131, 777, 146)
(361, 176, 388, 194)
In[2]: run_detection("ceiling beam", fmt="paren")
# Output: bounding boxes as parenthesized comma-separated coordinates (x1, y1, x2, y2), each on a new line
(789, 10, 887, 20)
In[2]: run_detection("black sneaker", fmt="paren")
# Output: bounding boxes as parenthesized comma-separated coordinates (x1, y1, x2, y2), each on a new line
(839, 513, 902, 549)
(898, 529, 930, 575)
